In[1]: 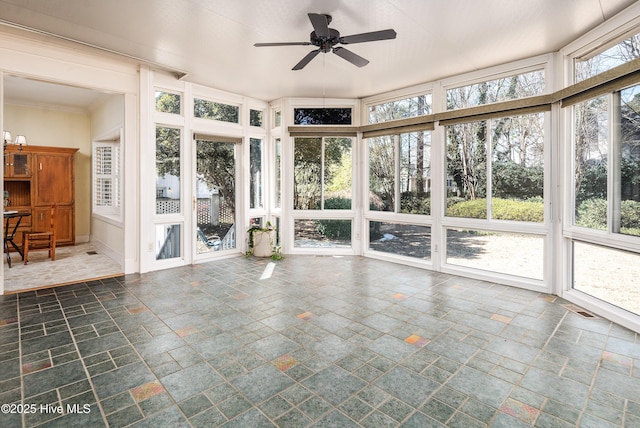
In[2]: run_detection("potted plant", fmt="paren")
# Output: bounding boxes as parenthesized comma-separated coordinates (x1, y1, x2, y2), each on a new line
(247, 221, 279, 258)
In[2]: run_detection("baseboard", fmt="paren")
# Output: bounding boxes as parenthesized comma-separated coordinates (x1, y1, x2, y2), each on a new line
(76, 234, 90, 244)
(90, 240, 124, 270)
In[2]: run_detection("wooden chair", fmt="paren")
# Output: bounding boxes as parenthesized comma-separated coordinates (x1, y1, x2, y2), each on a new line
(22, 203, 56, 264)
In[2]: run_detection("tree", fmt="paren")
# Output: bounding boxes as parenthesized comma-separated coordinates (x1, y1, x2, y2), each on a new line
(156, 126, 180, 179)
(491, 113, 544, 200)
(294, 108, 351, 125)
(368, 137, 395, 210)
(574, 96, 608, 207)
(194, 99, 239, 123)
(195, 141, 236, 214)
(447, 121, 487, 201)
(293, 138, 322, 210)
(156, 92, 180, 114)
(293, 137, 352, 209)
(249, 138, 262, 209)
(415, 95, 428, 194)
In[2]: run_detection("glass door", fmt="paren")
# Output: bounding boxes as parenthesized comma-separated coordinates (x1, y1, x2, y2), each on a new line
(193, 136, 239, 256)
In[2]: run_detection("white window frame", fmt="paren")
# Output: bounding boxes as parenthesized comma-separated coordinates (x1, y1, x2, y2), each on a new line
(93, 139, 122, 221)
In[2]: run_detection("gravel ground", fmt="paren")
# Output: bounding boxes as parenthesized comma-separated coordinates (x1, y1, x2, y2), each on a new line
(370, 226, 639, 314)
(446, 231, 639, 314)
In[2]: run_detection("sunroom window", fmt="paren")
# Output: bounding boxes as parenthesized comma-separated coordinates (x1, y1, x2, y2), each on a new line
(155, 126, 181, 215)
(445, 113, 545, 222)
(293, 108, 352, 125)
(250, 109, 263, 127)
(293, 137, 352, 210)
(368, 131, 432, 214)
(293, 136, 353, 249)
(274, 138, 282, 209)
(155, 91, 181, 115)
(368, 94, 432, 124)
(446, 70, 545, 110)
(249, 138, 263, 209)
(573, 85, 640, 237)
(575, 31, 640, 82)
(194, 98, 239, 123)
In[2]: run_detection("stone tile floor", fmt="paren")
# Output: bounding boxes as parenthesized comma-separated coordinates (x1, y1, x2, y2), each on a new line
(3, 243, 122, 293)
(0, 255, 639, 427)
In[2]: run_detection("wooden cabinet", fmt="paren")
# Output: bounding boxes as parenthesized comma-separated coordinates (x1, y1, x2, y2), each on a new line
(4, 145, 78, 247)
(34, 153, 75, 206)
(33, 205, 74, 246)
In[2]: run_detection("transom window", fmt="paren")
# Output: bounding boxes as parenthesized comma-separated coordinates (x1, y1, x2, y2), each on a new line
(446, 70, 545, 110)
(194, 98, 239, 123)
(575, 31, 640, 82)
(368, 94, 432, 124)
(250, 109, 263, 127)
(155, 91, 181, 115)
(293, 108, 352, 125)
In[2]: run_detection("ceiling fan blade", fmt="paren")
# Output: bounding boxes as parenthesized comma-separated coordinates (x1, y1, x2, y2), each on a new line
(339, 29, 397, 44)
(332, 47, 369, 67)
(254, 42, 311, 47)
(308, 13, 330, 38)
(292, 49, 321, 70)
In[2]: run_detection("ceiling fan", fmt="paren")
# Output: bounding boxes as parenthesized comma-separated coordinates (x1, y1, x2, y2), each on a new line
(254, 13, 397, 70)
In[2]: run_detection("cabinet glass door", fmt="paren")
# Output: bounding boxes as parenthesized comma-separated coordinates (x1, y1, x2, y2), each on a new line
(12, 153, 29, 176)
(4, 153, 30, 177)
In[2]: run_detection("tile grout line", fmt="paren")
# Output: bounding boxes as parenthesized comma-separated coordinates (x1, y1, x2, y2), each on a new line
(17, 293, 26, 428)
(53, 284, 110, 427)
(94, 277, 204, 426)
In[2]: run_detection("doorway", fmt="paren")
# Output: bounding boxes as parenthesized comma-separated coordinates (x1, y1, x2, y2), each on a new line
(2, 75, 126, 292)
(193, 135, 241, 259)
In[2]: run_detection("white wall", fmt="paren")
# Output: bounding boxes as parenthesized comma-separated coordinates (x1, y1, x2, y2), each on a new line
(90, 94, 126, 264)
(3, 103, 92, 239)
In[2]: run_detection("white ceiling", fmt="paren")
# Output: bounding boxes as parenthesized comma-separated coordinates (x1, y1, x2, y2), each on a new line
(0, 0, 637, 107)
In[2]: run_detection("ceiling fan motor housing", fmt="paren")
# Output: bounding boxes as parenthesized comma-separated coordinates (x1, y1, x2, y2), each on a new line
(310, 28, 341, 52)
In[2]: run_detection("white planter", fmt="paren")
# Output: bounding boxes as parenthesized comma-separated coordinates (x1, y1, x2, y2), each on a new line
(252, 230, 275, 257)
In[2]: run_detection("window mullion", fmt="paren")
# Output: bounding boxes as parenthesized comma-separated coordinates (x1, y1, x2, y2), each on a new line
(321, 137, 325, 210)
(487, 120, 493, 220)
(611, 91, 622, 234)
(395, 134, 401, 213)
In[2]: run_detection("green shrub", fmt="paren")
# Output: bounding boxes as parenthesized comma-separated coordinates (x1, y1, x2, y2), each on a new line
(323, 197, 352, 210)
(447, 198, 544, 222)
(621, 199, 640, 231)
(400, 192, 431, 214)
(492, 162, 544, 200)
(315, 197, 352, 239)
(576, 198, 607, 230)
(447, 199, 487, 219)
(576, 198, 640, 235)
(492, 198, 544, 222)
(446, 197, 466, 208)
(315, 219, 352, 239)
